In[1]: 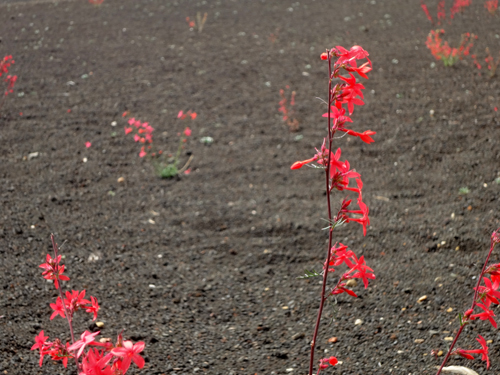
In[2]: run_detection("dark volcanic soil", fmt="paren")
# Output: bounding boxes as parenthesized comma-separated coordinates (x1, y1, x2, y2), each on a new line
(1, 0, 500, 374)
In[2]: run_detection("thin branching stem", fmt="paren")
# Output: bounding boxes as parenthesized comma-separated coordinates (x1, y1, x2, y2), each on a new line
(435, 237, 496, 375)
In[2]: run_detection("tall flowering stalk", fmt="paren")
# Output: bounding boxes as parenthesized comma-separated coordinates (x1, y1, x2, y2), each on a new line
(435, 228, 500, 374)
(291, 46, 376, 375)
(0, 55, 17, 112)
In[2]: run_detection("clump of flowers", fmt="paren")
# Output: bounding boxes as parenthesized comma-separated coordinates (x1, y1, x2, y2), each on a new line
(291, 46, 375, 375)
(186, 12, 207, 33)
(426, 29, 477, 66)
(435, 228, 500, 374)
(32, 234, 146, 374)
(0, 55, 17, 111)
(485, 0, 498, 14)
(123, 110, 195, 178)
(421, 0, 471, 24)
(484, 47, 500, 77)
(278, 85, 299, 132)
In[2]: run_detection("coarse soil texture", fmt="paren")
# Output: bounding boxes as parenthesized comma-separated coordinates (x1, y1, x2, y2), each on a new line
(1, 0, 500, 374)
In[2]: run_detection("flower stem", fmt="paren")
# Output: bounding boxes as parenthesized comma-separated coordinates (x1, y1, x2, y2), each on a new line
(50, 234, 79, 369)
(435, 238, 496, 375)
(308, 51, 335, 375)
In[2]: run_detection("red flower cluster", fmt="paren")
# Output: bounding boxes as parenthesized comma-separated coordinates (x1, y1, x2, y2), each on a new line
(327, 243, 375, 294)
(0, 55, 17, 96)
(317, 356, 338, 373)
(421, 0, 472, 24)
(426, 29, 477, 67)
(32, 235, 146, 375)
(49, 290, 99, 321)
(485, 0, 498, 14)
(124, 118, 155, 158)
(32, 330, 145, 374)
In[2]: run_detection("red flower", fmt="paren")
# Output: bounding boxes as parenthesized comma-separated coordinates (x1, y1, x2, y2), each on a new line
(456, 335, 490, 369)
(50, 297, 66, 320)
(111, 340, 145, 373)
(184, 127, 192, 136)
(339, 129, 376, 144)
(320, 52, 328, 60)
(470, 303, 497, 328)
(346, 253, 375, 288)
(39, 254, 70, 289)
(31, 331, 49, 366)
(290, 156, 318, 170)
(86, 296, 100, 321)
(68, 330, 100, 358)
(318, 356, 338, 370)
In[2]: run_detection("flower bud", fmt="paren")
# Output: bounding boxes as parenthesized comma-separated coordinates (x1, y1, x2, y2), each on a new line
(492, 228, 500, 247)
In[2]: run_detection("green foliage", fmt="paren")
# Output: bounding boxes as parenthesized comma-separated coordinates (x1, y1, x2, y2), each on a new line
(160, 164, 178, 179)
(298, 269, 321, 279)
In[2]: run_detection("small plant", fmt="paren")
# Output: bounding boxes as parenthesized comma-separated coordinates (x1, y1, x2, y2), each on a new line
(484, 47, 500, 77)
(421, 0, 471, 24)
(291, 46, 375, 375)
(123, 110, 195, 178)
(0, 55, 17, 112)
(268, 28, 280, 44)
(435, 228, 500, 374)
(186, 12, 207, 33)
(485, 0, 498, 14)
(426, 29, 477, 66)
(31, 234, 145, 374)
(459, 186, 470, 195)
(278, 86, 299, 132)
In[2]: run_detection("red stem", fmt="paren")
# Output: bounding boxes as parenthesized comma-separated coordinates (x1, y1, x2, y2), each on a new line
(308, 51, 336, 375)
(435, 238, 496, 375)
(50, 234, 79, 369)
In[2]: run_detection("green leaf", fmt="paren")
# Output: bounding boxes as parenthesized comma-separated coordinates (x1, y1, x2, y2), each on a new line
(160, 164, 178, 178)
(298, 269, 321, 279)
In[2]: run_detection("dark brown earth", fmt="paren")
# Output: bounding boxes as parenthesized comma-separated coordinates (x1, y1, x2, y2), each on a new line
(1, 0, 500, 374)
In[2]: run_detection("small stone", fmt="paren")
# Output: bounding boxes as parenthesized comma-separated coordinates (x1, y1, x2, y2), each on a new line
(327, 337, 338, 343)
(354, 319, 363, 325)
(346, 279, 357, 287)
(292, 332, 305, 340)
(414, 339, 424, 344)
(429, 330, 439, 336)
(444, 337, 454, 341)
(28, 152, 39, 160)
(446, 307, 453, 312)
(417, 295, 427, 303)
(437, 350, 444, 357)
(117, 177, 125, 183)
(95, 322, 104, 328)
